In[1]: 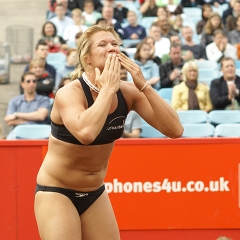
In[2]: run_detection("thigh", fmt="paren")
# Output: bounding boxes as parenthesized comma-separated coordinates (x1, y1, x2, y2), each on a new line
(81, 190, 120, 240)
(34, 191, 82, 240)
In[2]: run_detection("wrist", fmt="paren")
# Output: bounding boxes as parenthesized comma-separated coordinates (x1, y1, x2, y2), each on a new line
(14, 112, 18, 119)
(235, 89, 239, 96)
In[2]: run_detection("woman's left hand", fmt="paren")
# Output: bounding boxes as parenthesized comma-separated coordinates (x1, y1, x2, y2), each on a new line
(117, 52, 147, 91)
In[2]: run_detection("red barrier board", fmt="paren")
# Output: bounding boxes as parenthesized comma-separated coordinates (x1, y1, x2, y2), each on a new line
(0, 138, 240, 240)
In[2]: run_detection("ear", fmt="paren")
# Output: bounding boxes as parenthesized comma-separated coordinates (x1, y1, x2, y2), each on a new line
(85, 56, 91, 64)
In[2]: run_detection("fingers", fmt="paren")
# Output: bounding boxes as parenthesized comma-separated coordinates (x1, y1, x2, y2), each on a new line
(104, 54, 112, 72)
(109, 54, 117, 73)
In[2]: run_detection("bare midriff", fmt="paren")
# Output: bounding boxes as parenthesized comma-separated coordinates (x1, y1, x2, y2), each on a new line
(36, 135, 115, 192)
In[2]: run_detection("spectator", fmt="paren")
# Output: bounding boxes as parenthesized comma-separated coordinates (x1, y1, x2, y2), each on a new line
(156, 6, 169, 18)
(95, 17, 108, 26)
(196, 4, 212, 35)
(55, 48, 77, 89)
(67, 0, 102, 11)
(161, 0, 183, 16)
(25, 59, 55, 98)
(157, 15, 177, 38)
(140, 0, 159, 17)
(206, 29, 237, 62)
(63, 8, 88, 42)
(123, 11, 147, 40)
(181, 26, 207, 60)
(101, 0, 129, 23)
(210, 57, 240, 110)
(181, 0, 204, 7)
(172, 61, 213, 111)
(149, 23, 171, 58)
(50, 3, 74, 37)
(212, 0, 228, 7)
(200, 12, 226, 47)
(226, 0, 240, 31)
(82, 0, 102, 27)
(57, 77, 71, 89)
(75, 31, 83, 43)
(229, 14, 240, 46)
(47, 0, 72, 20)
(160, 43, 185, 88)
(24, 41, 56, 82)
(222, 0, 235, 25)
(4, 72, 50, 139)
(101, 6, 124, 38)
(120, 67, 142, 138)
(161, 34, 194, 63)
(143, 36, 162, 66)
(38, 21, 68, 54)
(133, 42, 160, 90)
(172, 15, 184, 34)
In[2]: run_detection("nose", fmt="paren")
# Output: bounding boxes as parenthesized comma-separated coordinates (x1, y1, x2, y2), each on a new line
(107, 43, 118, 53)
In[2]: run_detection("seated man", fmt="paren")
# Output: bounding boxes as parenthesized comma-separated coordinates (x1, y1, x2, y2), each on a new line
(120, 67, 142, 138)
(4, 72, 50, 139)
(181, 26, 207, 60)
(206, 29, 237, 62)
(160, 43, 185, 88)
(24, 41, 56, 82)
(210, 57, 240, 110)
(123, 10, 147, 40)
(47, 0, 72, 20)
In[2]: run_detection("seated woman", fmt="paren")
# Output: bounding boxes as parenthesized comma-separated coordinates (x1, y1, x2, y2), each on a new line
(39, 21, 68, 54)
(196, 4, 212, 35)
(172, 61, 213, 112)
(25, 59, 55, 98)
(133, 42, 160, 90)
(229, 15, 240, 48)
(63, 8, 88, 42)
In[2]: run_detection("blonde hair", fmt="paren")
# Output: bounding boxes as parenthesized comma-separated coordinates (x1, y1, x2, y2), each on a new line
(182, 61, 199, 82)
(71, 8, 82, 16)
(71, 25, 122, 80)
(29, 58, 45, 69)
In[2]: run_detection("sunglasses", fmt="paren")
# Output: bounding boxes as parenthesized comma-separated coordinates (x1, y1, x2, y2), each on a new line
(25, 80, 37, 83)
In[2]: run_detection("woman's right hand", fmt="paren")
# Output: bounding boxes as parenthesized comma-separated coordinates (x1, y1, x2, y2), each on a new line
(95, 54, 121, 94)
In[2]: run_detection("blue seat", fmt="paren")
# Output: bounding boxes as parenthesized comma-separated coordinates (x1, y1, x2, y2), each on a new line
(140, 123, 166, 138)
(182, 123, 215, 138)
(122, 39, 141, 48)
(235, 60, 240, 69)
(140, 17, 157, 30)
(195, 60, 219, 70)
(198, 69, 220, 86)
(208, 110, 240, 126)
(158, 88, 173, 100)
(46, 52, 66, 71)
(215, 123, 240, 137)
(12, 124, 51, 139)
(67, 41, 77, 48)
(177, 110, 208, 124)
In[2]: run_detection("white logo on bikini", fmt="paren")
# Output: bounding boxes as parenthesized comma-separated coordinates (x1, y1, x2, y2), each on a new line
(107, 116, 126, 130)
(75, 193, 88, 197)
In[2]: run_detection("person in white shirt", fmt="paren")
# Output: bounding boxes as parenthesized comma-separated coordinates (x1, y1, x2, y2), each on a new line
(63, 8, 88, 42)
(206, 29, 237, 62)
(50, 3, 75, 37)
(148, 23, 170, 58)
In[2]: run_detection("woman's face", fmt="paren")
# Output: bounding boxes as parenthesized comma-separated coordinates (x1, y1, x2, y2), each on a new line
(30, 64, 44, 77)
(157, 8, 167, 18)
(139, 44, 151, 60)
(87, 31, 120, 72)
(237, 17, 240, 28)
(203, 7, 212, 19)
(44, 23, 55, 37)
(72, 13, 83, 24)
(186, 67, 198, 82)
(211, 16, 221, 29)
(146, 38, 155, 49)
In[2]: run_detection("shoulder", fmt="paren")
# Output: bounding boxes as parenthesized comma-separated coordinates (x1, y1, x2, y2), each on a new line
(197, 82, 210, 90)
(9, 95, 23, 103)
(173, 81, 186, 90)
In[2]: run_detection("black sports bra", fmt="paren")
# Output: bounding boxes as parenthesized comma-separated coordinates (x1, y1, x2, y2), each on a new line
(51, 77, 128, 145)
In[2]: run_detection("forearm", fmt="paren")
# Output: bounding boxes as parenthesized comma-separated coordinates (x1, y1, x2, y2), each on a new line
(77, 87, 115, 142)
(138, 85, 183, 138)
(6, 119, 28, 126)
(140, 1, 150, 13)
(16, 110, 48, 122)
(122, 129, 141, 138)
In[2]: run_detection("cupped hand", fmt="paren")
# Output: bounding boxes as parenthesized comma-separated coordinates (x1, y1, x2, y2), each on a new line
(95, 54, 121, 93)
(117, 52, 147, 90)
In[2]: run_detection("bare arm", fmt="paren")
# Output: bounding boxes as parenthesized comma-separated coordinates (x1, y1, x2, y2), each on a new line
(55, 54, 121, 145)
(122, 129, 141, 138)
(118, 53, 183, 138)
(140, 0, 151, 14)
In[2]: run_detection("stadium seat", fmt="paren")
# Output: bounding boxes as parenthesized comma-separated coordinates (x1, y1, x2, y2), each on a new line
(140, 123, 166, 138)
(183, 7, 202, 24)
(67, 41, 77, 48)
(46, 52, 66, 71)
(214, 123, 240, 137)
(208, 110, 240, 126)
(177, 110, 208, 124)
(122, 39, 141, 48)
(158, 88, 173, 100)
(198, 69, 220, 86)
(195, 60, 219, 70)
(182, 123, 215, 138)
(140, 17, 157, 31)
(235, 60, 240, 69)
(12, 124, 51, 139)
